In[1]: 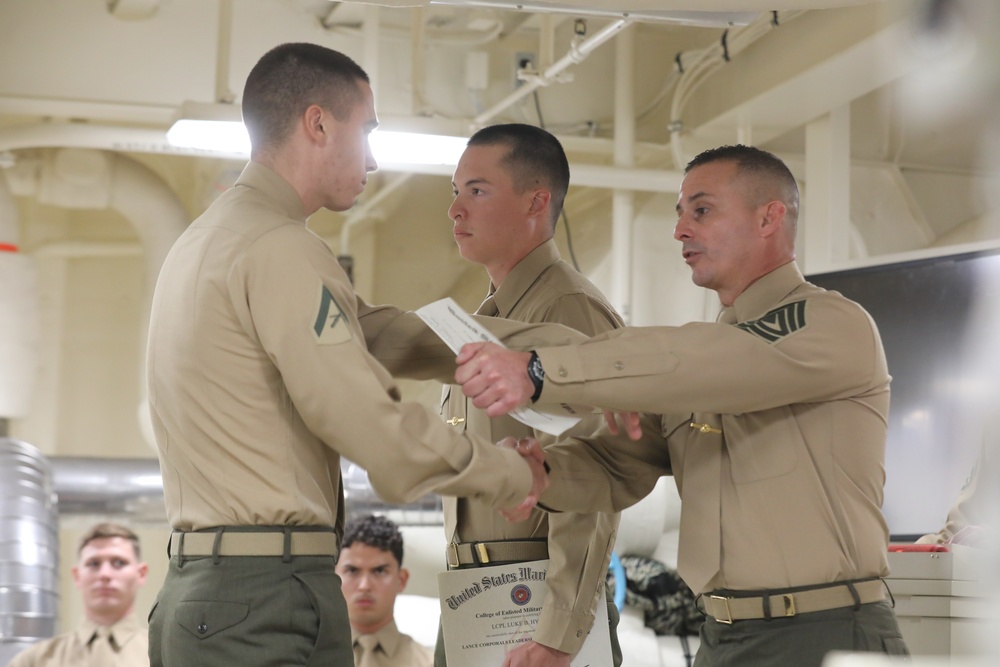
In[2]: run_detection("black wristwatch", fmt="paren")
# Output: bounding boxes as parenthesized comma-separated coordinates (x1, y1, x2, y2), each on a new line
(527, 350, 545, 403)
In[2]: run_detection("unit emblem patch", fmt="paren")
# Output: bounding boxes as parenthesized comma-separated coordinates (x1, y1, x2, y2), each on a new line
(313, 285, 352, 345)
(735, 300, 806, 343)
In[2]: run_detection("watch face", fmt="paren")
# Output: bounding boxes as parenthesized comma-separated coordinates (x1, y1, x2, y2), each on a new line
(530, 356, 544, 380)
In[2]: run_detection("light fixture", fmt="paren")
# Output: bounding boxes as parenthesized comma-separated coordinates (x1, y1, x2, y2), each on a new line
(166, 101, 468, 167)
(166, 101, 250, 156)
(369, 131, 467, 167)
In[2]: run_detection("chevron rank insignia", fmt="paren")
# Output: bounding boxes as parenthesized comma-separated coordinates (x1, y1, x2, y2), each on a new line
(313, 285, 352, 345)
(735, 300, 806, 343)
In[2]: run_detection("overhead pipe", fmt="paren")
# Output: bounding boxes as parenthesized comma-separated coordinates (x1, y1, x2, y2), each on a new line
(473, 18, 631, 127)
(340, 173, 415, 255)
(611, 24, 636, 324)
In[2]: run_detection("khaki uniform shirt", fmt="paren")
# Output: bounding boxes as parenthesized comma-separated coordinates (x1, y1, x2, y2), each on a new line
(537, 262, 893, 594)
(146, 162, 533, 532)
(441, 240, 622, 654)
(7, 615, 148, 667)
(352, 622, 433, 667)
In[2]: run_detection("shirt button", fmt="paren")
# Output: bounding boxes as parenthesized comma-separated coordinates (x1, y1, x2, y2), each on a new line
(613, 361, 624, 371)
(558, 368, 567, 378)
(576, 629, 584, 638)
(197, 624, 208, 634)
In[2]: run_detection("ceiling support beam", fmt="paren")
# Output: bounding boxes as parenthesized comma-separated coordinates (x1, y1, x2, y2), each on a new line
(802, 105, 852, 273)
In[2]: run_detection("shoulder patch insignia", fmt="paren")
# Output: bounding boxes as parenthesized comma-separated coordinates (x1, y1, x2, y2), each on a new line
(734, 300, 806, 343)
(313, 285, 352, 345)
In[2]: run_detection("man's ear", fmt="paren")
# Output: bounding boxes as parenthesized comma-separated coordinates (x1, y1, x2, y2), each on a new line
(528, 189, 551, 216)
(758, 200, 787, 238)
(302, 104, 327, 144)
(398, 566, 410, 591)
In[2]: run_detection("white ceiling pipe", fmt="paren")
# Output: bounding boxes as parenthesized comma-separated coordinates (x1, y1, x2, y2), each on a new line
(473, 18, 630, 127)
(611, 24, 636, 324)
(340, 172, 416, 255)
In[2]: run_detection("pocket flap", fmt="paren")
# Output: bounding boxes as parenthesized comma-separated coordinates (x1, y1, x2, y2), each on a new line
(176, 601, 249, 639)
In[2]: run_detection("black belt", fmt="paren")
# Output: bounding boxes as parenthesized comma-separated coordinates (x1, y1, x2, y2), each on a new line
(446, 539, 548, 569)
(169, 527, 339, 560)
(699, 578, 886, 624)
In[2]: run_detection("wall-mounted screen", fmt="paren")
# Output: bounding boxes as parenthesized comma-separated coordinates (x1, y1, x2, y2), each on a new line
(809, 249, 1000, 539)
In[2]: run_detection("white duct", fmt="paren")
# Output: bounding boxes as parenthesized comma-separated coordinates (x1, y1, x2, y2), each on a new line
(0, 128, 190, 450)
(0, 438, 58, 664)
(0, 174, 39, 419)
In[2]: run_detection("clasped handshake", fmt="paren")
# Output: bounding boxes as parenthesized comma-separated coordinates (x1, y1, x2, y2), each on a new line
(454, 342, 642, 523)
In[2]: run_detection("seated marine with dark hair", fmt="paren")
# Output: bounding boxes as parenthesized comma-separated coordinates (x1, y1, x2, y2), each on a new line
(336, 514, 433, 667)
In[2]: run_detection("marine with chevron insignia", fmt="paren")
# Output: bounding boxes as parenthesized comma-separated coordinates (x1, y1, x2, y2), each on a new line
(452, 144, 911, 666)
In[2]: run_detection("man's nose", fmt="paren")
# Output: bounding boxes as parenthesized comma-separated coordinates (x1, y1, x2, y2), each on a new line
(448, 198, 462, 222)
(673, 217, 690, 241)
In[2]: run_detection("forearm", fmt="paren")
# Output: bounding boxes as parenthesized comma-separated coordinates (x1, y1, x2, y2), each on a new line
(540, 415, 669, 514)
(534, 511, 619, 653)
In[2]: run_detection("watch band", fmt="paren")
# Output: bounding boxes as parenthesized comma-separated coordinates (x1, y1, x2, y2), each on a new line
(527, 350, 545, 403)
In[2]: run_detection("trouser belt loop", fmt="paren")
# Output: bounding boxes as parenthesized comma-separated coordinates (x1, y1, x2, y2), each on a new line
(846, 580, 861, 611)
(211, 528, 224, 565)
(762, 592, 772, 621)
(282, 526, 292, 564)
(176, 532, 186, 567)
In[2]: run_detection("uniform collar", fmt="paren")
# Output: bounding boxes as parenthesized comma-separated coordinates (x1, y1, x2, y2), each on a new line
(75, 613, 142, 648)
(352, 620, 404, 658)
(487, 239, 561, 318)
(235, 161, 308, 223)
(721, 261, 805, 324)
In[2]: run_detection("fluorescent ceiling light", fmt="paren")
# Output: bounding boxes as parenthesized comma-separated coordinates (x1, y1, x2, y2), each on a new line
(369, 130, 467, 167)
(166, 101, 249, 157)
(167, 102, 468, 167)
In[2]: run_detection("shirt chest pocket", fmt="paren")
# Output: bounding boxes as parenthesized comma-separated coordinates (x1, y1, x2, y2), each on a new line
(724, 408, 800, 484)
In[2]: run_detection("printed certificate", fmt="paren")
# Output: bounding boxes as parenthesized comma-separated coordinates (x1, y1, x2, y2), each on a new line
(437, 559, 613, 667)
(415, 297, 583, 436)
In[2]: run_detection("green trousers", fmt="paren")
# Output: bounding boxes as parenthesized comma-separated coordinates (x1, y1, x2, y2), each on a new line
(148, 554, 350, 666)
(694, 600, 909, 667)
(434, 586, 622, 667)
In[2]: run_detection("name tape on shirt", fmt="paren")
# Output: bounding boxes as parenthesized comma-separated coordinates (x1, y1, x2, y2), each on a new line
(313, 285, 352, 345)
(735, 300, 806, 343)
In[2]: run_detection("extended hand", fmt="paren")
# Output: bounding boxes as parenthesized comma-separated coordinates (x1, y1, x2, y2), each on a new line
(496, 436, 548, 522)
(503, 640, 570, 667)
(603, 410, 643, 440)
(456, 342, 534, 417)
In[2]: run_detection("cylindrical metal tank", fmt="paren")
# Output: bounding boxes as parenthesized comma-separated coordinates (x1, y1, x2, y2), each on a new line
(0, 438, 58, 665)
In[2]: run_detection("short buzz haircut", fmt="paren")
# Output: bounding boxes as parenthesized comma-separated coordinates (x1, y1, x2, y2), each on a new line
(242, 42, 370, 154)
(467, 123, 570, 228)
(342, 514, 404, 567)
(78, 522, 141, 560)
(685, 144, 800, 230)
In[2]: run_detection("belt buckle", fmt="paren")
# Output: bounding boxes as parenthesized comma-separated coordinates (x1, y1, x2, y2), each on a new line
(781, 593, 796, 617)
(475, 542, 490, 565)
(708, 595, 734, 624)
(446, 543, 460, 569)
